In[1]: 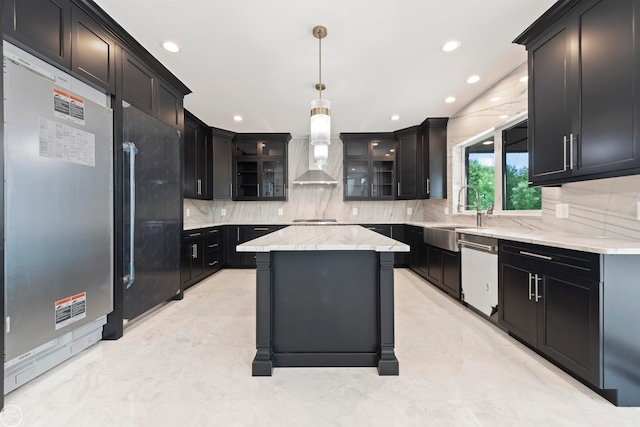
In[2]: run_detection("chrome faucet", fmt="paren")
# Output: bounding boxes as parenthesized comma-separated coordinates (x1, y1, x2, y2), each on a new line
(457, 184, 483, 228)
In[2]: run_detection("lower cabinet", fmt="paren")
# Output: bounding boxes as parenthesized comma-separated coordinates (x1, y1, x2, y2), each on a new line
(181, 227, 223, 289)
(407, 225, 427, 277)
(426, 244, 461, 299)
(499, 241, 602, 387)
(225, 225, 285, 268)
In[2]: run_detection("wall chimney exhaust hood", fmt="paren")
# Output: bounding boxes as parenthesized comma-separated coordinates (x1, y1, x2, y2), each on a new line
(292, 137, 339, 185)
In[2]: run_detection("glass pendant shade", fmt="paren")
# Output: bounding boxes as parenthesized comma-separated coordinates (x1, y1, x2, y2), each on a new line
(310, 98, 331, 167)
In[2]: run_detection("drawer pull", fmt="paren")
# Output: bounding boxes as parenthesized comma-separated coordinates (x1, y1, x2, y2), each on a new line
(208, 261, 218, 266)
(208, 229, 219, 234)
(519, 251, 553, 261)
(189, 232, 201, 237)
(208, 244, 218, 249)
(254, 227, 270, 231)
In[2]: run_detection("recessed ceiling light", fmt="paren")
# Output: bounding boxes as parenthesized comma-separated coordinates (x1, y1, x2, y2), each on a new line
(520, 76, 529, 83)
(467, 75, 480, 84)
(390, 114, 400, 121)
(445, 96, 456, 103)
(500, 115, 509, 119)
(482, 140, 494, 145)
(161, 41, 180, 53)
(233, 115, 243, 122)
(442, 40, 461, 52)
(490, 96, 501, 102)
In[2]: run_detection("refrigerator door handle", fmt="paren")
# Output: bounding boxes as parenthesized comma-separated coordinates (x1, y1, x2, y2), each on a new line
(123, 141, 138, 289)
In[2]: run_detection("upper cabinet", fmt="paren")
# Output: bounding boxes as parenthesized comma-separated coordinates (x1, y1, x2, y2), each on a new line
(4, 0, 72, 69)
(393, 118, 448, 200)
(233, 133, 290, 201)
(516, 0, 640, 185)
(184, 110, 212, 200)
(341, 133, 396, 201)
(212, 127, 235, 200)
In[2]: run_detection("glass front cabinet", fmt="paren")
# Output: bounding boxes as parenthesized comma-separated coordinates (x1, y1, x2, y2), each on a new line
(341, 133, 396, 200)
(233, 134, 290, 201)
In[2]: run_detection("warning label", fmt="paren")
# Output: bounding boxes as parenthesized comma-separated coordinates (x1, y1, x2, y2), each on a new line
(39, 117, 96, 167)
(53, 88, 85, 125)
(55, 292, 87, 330)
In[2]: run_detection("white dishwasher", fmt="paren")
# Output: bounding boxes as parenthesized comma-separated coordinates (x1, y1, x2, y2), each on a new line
(459, 233, 499, 323)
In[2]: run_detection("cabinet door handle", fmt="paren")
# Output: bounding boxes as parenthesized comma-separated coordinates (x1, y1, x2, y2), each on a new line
(197, 179, 202, 195)
(534, 274, 542, 303)
(519, 251, 553, 261)
(230, 182, 233, 197)
(257, 183, 260, 197)
(427, 178, 430, 195)
(237, 227, 240, 241)
(191, 243, 198, 258)
(563, 135, 568, 171)
(528, 273, 534, 301)
(371, 183, 374, 196)
(397, 182, 400, 195)
(569, 134, 574, 170)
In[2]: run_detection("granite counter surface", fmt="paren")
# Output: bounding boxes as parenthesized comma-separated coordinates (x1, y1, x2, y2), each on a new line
(236, 225, 410, 253)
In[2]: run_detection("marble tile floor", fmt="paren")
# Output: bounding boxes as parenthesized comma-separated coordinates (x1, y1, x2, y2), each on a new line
(4, 269, 640, 427)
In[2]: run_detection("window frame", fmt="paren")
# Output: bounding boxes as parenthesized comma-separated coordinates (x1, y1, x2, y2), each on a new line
(453, 112, 541, 217)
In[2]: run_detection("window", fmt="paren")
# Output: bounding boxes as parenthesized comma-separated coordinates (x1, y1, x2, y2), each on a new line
(456, 115, 541, 214)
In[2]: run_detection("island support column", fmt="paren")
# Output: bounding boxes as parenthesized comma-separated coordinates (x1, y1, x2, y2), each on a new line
(252, 252, 273, 376)
(378, 252, 399, 375)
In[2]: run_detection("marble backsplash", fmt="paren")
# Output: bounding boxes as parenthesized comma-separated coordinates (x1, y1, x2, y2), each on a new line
(186, 61, 640, 241)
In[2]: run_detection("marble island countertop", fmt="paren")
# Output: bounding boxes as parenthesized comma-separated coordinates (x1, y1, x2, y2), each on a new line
(236, 225, 410, 253)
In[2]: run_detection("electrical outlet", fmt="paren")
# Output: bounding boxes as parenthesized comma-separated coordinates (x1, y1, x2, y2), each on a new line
(352, 207, 358, 215)
(444, 207, 449, 215)
(556, 204, 569, 218)
(407, 207, 412, 215)
(186, 208, 191, 217)
(221, 208, 226, 216)
(278, 208, 283, 216)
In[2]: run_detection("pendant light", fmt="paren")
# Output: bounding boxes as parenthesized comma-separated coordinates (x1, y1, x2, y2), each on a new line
(310, 25, 330, 168)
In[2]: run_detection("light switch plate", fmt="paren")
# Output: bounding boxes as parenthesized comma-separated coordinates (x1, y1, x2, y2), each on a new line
(186, 208, 191, 217)
(278, 208, 283, 216)
(407, 207, 412, 215)
(556, 204, 569, 218)
(221, 208, 226, 216)
(352, 207, 358, 215)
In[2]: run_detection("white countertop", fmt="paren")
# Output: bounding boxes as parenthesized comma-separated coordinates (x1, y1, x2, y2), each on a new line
(456, 227, 640, 255)
(236, 225, 410, 253)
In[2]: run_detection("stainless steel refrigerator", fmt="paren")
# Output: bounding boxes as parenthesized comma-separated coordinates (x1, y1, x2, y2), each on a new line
(3, 42, 113, 394)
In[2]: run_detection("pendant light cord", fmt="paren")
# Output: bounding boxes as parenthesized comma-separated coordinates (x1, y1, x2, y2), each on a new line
(318, 32, 322, 99)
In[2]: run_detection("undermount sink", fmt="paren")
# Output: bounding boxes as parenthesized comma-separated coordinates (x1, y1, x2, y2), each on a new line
(423, 226, 460, 252)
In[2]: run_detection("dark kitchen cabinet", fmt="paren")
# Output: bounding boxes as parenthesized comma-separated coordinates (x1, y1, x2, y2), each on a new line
(71, 8, 115, 93)
(181, 227, 223, 289)
(341, 133, 396, 200)
(419, 118, 448, 199)
(212, 127, 235, 200)
(184, 110, 212, 199)
(425, 244, 460, 299)
(499, 241, 601, 387)
(233, 134, 290, 201)
(394, 127, 418, 199)
(225, 225, 286, 267)
(181, 230, 206, 289)
(406, 226, 427, 278)
(4, 0, 72, 69)
(516, 0, 640, 185)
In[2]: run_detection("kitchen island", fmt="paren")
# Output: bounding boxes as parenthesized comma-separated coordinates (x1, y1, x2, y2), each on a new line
(237, 225, 409, 376)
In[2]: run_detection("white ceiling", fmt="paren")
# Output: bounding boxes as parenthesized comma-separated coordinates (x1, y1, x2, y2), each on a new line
(94, 0, 555, 136)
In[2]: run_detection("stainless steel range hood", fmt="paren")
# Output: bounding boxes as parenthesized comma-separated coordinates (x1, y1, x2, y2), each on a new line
(292, 136, 339, 185)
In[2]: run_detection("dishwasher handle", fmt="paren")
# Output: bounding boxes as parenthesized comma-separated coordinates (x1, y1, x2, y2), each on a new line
(458, 239, 497, 254)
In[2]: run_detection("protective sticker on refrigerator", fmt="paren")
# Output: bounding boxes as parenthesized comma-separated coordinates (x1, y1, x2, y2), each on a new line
(55, 292, 87, 330)
(39, 117, 96, 167)
(53, 88, 85, 125)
